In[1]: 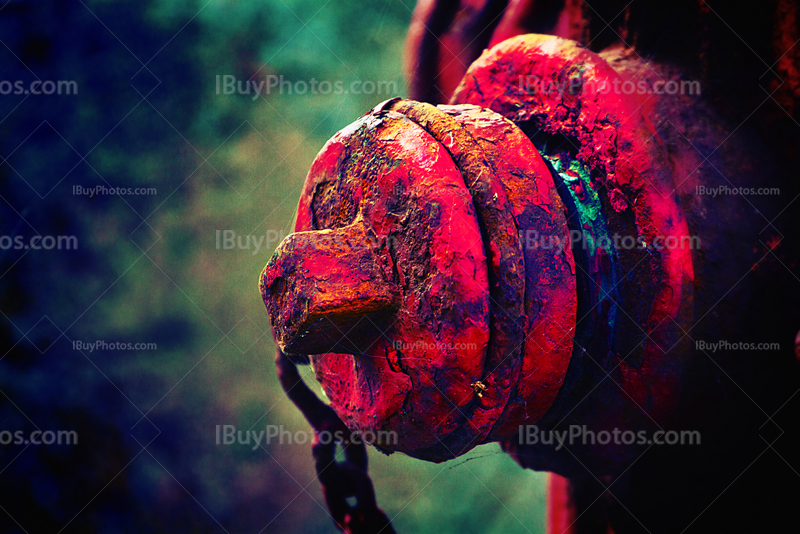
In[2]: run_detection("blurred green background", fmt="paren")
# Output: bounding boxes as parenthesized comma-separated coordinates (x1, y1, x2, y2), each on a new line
(0, 0, 547, 532)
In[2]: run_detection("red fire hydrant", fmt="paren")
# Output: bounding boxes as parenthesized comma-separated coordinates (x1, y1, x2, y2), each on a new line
(262, 32, 693, 458)
(260, 10, 800, 532)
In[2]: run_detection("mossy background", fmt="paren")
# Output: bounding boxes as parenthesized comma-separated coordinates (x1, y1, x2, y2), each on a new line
(0, 1, 546, 532)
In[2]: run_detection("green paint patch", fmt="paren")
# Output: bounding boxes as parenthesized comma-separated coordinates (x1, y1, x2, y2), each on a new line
(543, 154, 618, 331)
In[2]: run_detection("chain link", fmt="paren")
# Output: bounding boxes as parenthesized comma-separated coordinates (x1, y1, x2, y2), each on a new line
(275, 348, 396, 534)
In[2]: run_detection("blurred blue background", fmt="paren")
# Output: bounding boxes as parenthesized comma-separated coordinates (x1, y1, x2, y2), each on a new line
(0, 0, 547, 532)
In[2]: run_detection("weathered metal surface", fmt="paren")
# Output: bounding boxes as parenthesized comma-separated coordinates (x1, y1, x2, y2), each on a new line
(452, 34, 695, 434)
(262, 0, 800, 531)
(262, 111, 493, 459)
(261, 100, 583, 461)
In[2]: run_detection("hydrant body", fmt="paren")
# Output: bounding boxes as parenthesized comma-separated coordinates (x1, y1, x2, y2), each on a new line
(262, 35, 698, 466)
(262, 4, 800, 531)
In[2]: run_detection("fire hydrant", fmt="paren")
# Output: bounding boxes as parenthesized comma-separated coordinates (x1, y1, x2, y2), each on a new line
(260, 24, 800, 534)
(262, 33, 692, 463)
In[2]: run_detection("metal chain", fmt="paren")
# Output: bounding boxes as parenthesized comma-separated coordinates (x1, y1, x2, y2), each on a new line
(275, 348, 396, 534)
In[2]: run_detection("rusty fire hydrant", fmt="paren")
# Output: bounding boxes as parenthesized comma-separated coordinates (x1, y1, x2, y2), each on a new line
(261, 34, 694, 466)
(259, 0, 800, 531)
